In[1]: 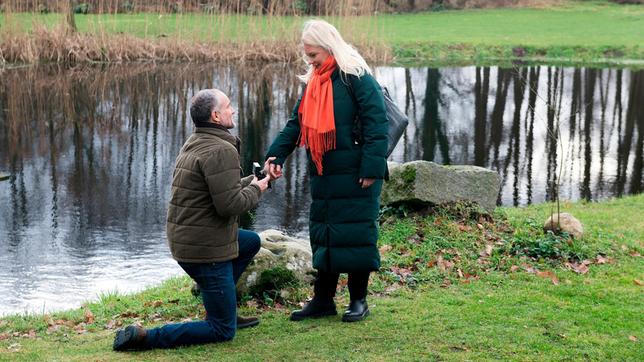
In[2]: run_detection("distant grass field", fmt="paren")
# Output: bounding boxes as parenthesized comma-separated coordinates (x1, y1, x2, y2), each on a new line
(1, 1, 642, 64)
(3, 2, 643, 45)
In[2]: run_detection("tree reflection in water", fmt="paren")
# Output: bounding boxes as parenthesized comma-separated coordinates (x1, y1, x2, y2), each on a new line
(0, 63, 641, 314)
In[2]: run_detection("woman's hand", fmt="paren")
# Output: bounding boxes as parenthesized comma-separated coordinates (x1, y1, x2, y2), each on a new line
(264, 157, 283, 181)
(359, 178, 375, 188)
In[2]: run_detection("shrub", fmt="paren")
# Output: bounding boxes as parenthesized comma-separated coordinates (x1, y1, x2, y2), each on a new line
(73, 3, 91, 14)
(119, 1, 135, 13)
(248, 267, 300, 301)
(37, 4, 50, 13)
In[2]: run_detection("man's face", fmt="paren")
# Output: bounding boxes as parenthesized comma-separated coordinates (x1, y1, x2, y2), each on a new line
(213, 93, 235, 129)
(303, 44, 330, 69)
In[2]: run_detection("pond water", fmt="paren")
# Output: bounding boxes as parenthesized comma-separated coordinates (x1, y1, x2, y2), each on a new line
(0, 63, 642, 315)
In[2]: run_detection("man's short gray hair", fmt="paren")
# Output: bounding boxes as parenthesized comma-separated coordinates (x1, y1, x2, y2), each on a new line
(190, 89, 224, 124)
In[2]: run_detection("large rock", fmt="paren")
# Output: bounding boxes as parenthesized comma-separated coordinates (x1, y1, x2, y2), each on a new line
(236, 229, 314, 294)
(381, 161, 502, 212)
(543, 213, 584, 239)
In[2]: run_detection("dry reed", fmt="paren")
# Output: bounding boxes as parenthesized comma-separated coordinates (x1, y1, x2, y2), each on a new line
(0, 0, 391, 66)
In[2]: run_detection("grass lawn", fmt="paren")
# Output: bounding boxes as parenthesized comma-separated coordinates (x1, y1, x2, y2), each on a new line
(1, 0, 643, 64)
(0, 194, 642, 361)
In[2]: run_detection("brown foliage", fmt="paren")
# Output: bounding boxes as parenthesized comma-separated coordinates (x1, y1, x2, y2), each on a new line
(0, 22, 390, 65)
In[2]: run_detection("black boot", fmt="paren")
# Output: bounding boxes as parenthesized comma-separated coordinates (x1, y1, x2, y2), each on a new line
(113, 325, 148, 351)
(290, 298, 337, 321)
(342, 298, 369, 322)
(237, 315, 260, 329)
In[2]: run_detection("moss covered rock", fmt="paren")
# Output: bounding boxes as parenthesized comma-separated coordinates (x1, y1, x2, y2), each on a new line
(236, 229, 314, 294)
(381, 161, 501, 212)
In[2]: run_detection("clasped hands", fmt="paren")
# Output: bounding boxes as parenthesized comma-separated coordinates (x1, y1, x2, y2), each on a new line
(262, 157, 375, 189)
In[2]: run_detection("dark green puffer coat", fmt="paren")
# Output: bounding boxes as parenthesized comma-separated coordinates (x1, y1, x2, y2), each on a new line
(266, 69, 388, 273)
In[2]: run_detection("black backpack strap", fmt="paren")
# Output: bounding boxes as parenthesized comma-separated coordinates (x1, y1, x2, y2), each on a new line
(341, 72, 363, 145)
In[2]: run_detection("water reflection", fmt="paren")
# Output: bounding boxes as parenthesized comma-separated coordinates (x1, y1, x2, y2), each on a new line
(0, 63, 642, 314)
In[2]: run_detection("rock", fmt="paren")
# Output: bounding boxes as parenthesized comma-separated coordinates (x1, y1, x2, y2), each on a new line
(543, 213, 584, 239)
(381, 161, 502, 212)
(236, 229, 314, 294)
(0, 172, 10, 181)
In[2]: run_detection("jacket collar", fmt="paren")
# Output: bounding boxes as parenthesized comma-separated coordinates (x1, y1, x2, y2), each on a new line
(194, 124, 241, 152)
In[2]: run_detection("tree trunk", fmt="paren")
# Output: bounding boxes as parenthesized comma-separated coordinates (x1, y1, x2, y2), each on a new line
(66, 0, 77, 33)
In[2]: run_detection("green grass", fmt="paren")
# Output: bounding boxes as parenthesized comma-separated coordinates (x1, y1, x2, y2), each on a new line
(1, 194, 642, 361)
(1, 1, 643, 65)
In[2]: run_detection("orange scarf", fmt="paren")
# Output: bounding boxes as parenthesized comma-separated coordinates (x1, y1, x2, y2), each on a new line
(298, 56, 337, 175)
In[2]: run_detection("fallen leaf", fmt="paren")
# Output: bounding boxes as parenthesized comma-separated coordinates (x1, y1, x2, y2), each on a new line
(7, 343, 21, 352)
(537, 271, 560, 285)
(427, 260, 436, 268)
(440, 278, 452, 288)
(144, 300, 163, 308)
(46, 324, 63, 334)
(437, 255, 455, 272)
(379, 245, 392, 253)
(476, 223, 484, 230)
(390, 266, 413, 279)
(104, 320, 116, 330)
(634, 279, 643, 286)
(630, 251, 641, 257)
(408, 235, 422, 244)
(119, 311, 139, 318)
(510, 265, 520, 272)
(566, 262, 589, 274)
(457, 269, 464, 278)
(0, 333, 9, 341)
(84, 310, 95, 324)
(628, 335, 637, 342)
(457, 224, 472, 232)
(21, 330, 36, 339)
(384, 284, 401, 294)
(523, 264, 538, 274)
(595, 255, 608, 264)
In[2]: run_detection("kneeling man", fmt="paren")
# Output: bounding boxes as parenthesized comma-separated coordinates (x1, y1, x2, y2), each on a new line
(113, 89, 275, 350)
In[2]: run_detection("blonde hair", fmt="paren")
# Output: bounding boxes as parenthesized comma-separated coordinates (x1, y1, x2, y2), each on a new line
(299, 19, 372, 83)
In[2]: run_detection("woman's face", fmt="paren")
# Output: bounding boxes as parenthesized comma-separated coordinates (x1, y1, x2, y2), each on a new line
(303, 44, 330, 69)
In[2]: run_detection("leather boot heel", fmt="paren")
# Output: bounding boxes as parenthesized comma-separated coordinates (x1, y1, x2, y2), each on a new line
(342, 298, 369, 322)
(290, 298, 337, 321)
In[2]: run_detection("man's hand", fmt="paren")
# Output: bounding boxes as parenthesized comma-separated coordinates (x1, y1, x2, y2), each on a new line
(359, 178, 376, 189)
(265, 157, 283, 180)
(251, 175, 271, 192)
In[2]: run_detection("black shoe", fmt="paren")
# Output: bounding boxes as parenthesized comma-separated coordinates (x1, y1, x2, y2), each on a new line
(113, 325, 147, 351)
(342, 298, 370, 322)
(191, 282, 201, 297)
(237, 315, 260, 329)
(290, 298, 337, 321)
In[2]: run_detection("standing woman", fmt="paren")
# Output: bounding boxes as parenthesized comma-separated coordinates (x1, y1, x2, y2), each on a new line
(265, 19, 387, 322)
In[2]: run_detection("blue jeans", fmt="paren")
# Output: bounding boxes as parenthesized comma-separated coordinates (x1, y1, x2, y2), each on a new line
(145, 229, 261, 349)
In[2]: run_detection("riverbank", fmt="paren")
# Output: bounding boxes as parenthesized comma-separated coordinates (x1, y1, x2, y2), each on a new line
(1, 1, 642, 67)
(0, 194, 642, 360)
